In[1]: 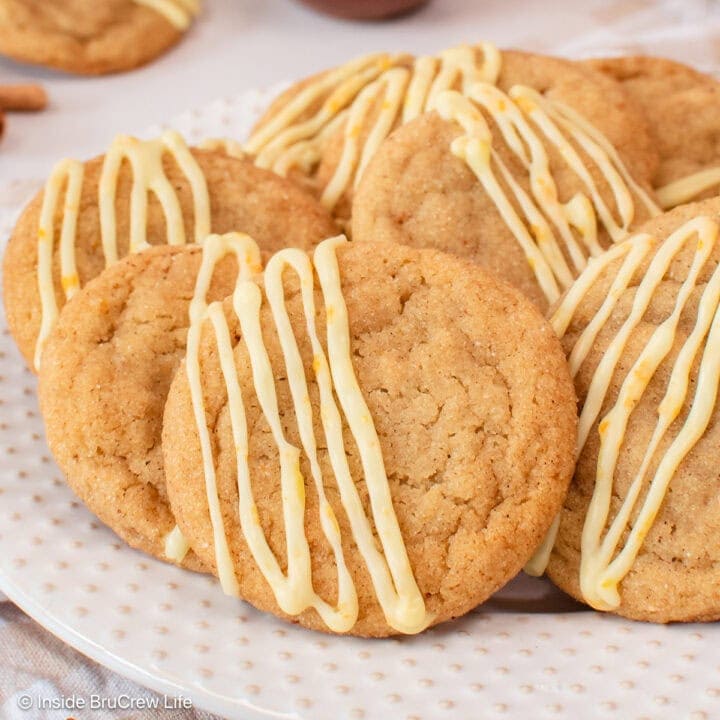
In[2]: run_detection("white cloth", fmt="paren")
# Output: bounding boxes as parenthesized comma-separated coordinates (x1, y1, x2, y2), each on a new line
(0, 602, 219, 720)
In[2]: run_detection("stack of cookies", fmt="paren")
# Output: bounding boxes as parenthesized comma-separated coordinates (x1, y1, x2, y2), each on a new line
(4, 42, 720, 636)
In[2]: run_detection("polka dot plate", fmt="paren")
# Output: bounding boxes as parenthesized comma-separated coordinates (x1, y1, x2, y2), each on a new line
(0, 88, 719, 720)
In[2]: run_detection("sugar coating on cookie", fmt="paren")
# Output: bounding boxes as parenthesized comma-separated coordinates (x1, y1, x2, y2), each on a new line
(543, 197, 720, 623)
(351, 50, 661, 312)
(246, 45, 499, 222)
(2, 132, 338, 372)
(585, 55, 720, 209)
(0, 0, 199, 75)
(38, 233, 288, 570)
(162, 237, 577, 636)
(247, 45, 658, 228)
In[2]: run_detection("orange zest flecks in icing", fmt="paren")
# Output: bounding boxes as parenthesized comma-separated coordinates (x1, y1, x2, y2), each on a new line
(133, 0, 200, 29)
(34, 130, 209, 368)
(526, 216, 720, 611)
(185, 233, 432, 633)
(36, 159, 84, 370)
(432, 83, 661, 305)
(246, 42, 661, 302)
(244, 44, 501, 211)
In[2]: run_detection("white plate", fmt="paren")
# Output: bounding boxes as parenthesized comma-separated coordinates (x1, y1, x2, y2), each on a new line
(1, 88, 719, 720)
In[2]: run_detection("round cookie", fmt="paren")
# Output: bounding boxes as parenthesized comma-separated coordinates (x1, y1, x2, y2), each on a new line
(2, 141, 338, 372)
(585, 55, 720, 207)
(546, 196, 720, 623)
(247, 46, 658, 228)
(38, 246, 221, 569)
(38, 235, 276, 570)
(351, 50, 661, 312)
(0, 0, 197, 75)
(162, 239, 578, 636)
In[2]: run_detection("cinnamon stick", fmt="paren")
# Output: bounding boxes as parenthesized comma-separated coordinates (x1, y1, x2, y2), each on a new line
(0, 84, 47, 112)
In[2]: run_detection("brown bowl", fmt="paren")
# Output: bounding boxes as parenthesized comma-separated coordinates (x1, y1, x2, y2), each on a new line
(295, 0, 429, 20)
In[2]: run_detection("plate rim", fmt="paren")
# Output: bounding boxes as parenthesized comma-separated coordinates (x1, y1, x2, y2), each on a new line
(0, 568, 277, 719)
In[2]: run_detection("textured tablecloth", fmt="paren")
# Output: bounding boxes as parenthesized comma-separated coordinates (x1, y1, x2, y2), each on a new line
(1, 0, 719, 718)
(0, 603, 218, 720)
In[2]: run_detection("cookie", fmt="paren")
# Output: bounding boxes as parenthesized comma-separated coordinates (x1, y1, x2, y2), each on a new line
(246, 50, 414, 221)
(542, 197, 720, 623)
(585, 56, 720, 209)
(351, 50, 661, 312)
(162, 235, 577, 636)
(0, 0, 198, 75)
(39, 235, 281, 569)
(2, 131, 338, 371)
(246, 44, 658, 228)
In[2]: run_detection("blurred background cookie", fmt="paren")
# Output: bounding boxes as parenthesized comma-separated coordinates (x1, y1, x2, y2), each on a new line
(0, 0, 200, 75)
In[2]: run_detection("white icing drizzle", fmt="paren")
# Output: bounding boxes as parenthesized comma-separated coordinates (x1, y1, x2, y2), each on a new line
(133, 0, 200, 30)
(431, 83, 661, 305)
(523, 514, 560, 577)
(35, 159, 84, 370)
(33, 130, 209, 368)
(321, 67, 410, 210)
(99, 131, 210, 260)
(164, 525, 190, 562)
(185, 232, 264, 596)
(656, 166, 720, 210)
(423, 44, 502, 111)
(401, 54, 438, 123)
(246, 53, 402, 166)
(185, 234, 431, 633)
(527, 216, 720, 609)
(512, 89, 661, 238)
(245, 44, 501, 211)
(246, 42, 660, 304)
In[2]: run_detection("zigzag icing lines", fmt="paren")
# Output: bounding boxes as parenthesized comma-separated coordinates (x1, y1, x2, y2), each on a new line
(34, 131, 209, 367)
(185, 234, 431, 633)
(245, 44, 501, 211)
(431, 83, 661, 304)
(549, 216, 720, 609)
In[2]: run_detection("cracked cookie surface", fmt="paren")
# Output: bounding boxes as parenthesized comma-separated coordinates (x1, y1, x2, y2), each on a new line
(351, 50, 659, 312)
(163, 241, 577, 635)
(37, 181, 332, 569)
